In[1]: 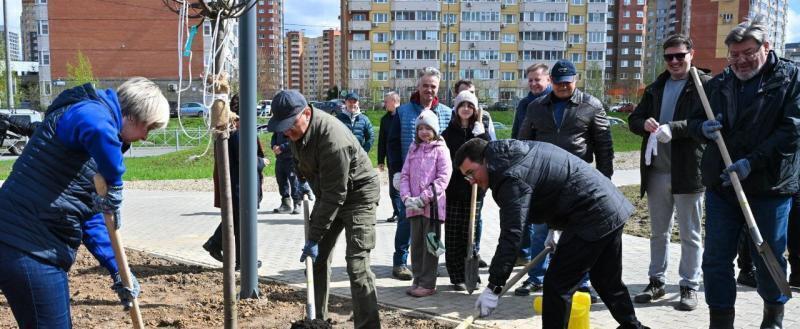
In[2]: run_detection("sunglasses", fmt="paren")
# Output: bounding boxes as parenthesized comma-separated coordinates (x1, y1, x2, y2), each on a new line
(663, 52, 689, 62)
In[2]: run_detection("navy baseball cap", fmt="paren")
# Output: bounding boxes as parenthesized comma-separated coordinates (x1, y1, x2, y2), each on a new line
(267, 90, 308, 133)
(551, 60, 577, 83)
(345, 92, 359, 101)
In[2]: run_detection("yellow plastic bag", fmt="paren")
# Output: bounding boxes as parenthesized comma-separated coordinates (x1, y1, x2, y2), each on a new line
(533, 291, 591, 329)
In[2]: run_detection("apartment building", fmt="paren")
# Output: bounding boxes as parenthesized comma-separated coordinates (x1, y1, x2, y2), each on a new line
(21, 0, 38, 62)
(787, 42, 800, 62)
(285, 31, 304, 92)
(689, 0, 787, 74)
(605, 0, 647, 102)
(301, 29, 342, 101)
(643, 0, 685, 83)
(341, 0, 609, 105)
(256, 0, 284, 97)
(0, 27, 23, 61)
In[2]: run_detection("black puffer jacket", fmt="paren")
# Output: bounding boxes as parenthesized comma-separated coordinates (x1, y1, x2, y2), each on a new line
(628, 68, 711, 197)
(688, 51, 800, 196)
(442, 119, 491, 202)
(485, 140, 633, 287)
(517, 89, 614, 177)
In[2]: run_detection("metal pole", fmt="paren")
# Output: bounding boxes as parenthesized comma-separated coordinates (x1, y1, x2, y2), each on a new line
(239, 0, 259, 299)
(445, 2, 451, 106)
(3, 0, 14, 112)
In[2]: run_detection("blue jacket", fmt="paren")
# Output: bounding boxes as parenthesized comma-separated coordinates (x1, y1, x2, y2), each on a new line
(336, 111, 375, 152)
(82, 213, 119, 275)
(0, 84, 125, 270)
(512, 86, 551, 139)
(387, 97, 452, 172)
(271, 132, 294, 162)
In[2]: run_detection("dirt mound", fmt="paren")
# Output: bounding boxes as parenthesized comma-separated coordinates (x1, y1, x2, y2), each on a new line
(0, 248, 450, 328)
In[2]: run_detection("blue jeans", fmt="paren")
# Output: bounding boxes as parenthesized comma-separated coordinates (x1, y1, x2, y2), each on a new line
(391, 168, 411, 266)
(703, 191, 791, 309)
(0, 243, 71, 328)
(388, 169, 401, 218)
(525, 223, 590, 288)
(518, 223, 533, 260)
(275, 159, 301, 201)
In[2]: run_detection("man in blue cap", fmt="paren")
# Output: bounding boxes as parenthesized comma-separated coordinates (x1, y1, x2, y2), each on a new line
(268, 90, 381, 328)
(515, 59, 614, 303)
(336, 92, 375, 152)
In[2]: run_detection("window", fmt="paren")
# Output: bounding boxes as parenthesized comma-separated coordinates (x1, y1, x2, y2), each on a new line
(38, 20, 49, 35)
(352, 14, 367, 21)
(588, 32, 605, 43)
(502, 33, 516, 43)
(503, 14, 516, 24)
(502, 52, 516, 62)
(521, 50, 565, 61)
(623, 0, 630, 4)
(393, 30, 439, 41)
(503, 0, 516, 4)
(636, 24, 643, 30)
(637, 0, 644, 4)
(350, 69, 369, 79)
(569, 34, 583, 44)
(38, 0, 47, 3)
(416, 50, 438, 60)
(635, 35, 643, 42)
(373, 13, 388, 23)
(460, 50, 500, 60)
(620, 60, 628, 67)
(373, 52, 388, 62)
(620, 72, 628, 79)
(203, 22, 212, 36)
(522, 12, 567, 22)
(445, 13, 457, 24)
(374, 72, 389, 81)
(461, 11, 501, 22)
(634, 72, 642, 80)
(621, 48, 629, 55)
(587, 51, 604, 61)
(444, 32, 457, 43)
(634, 48, 642, 55)
(571, 15, 584, 24)
(634, 60, 641, 67)
(624, 11, 630, 17)
(572, 0, 584, 4)
(373, 32, 389, 43)
(460, 69, 497, 80)
(588, 13, 605, 23)
(520, 31, 565, 41)
(636, 10, 644, 17)
(502, 72, 516, 81)
(623, 23, 630, 30)
(40, 51, 50, 65)
(353, 33, 367, 41)
(374, 0, 387, 2)
(606, 60, 612, 67)
(443, 52, 456, 63)
(349, 50, 370, 60)
(392, 50, 414, 60)
(460, 31, 499, 41)
(394, 69, 416, 79)
(621, 35, 630, 42)
(571, 53, 582, 63)
(607, 35, 613, 43)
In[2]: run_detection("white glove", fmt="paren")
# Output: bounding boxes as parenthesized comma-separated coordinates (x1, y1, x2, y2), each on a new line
(472, 122, 485, 136)
(644, 133, 658, 166)
(404, 197, 424, 210)
(544, 229, 561, 252)
(392, 173, 401, 191)
(475, 288, 499, 318)
(655, 124, 672, 143)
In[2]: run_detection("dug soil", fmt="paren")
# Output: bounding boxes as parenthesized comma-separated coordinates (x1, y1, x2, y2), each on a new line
(0, 248, 450, 329)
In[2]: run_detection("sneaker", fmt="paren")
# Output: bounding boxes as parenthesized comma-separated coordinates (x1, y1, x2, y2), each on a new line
(634, 278, 666, 303)
(737, 269, 758, 288)
(291, 201, 301, 215)
(392, 266, 413, 281)
(386, 215, 397, 223)
(676, 286, 698, 311)
(514, 281, 543, 296)
(203, 241, 224, 263)
(478, 256, 488, 268)
(577, 286, 599, 304)
(409, 287, 437, 297)
(452, 283, 467, 291)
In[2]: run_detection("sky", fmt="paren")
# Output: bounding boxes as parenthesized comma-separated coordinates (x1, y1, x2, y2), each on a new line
(0, 0, 796, 42)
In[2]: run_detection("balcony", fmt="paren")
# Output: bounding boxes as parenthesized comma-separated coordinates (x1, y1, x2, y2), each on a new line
(349, 1, 371, 11)
(350, 20, 371, 31)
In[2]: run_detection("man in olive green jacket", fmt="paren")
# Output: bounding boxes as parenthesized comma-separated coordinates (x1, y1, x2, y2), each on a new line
(267, 90, 381, 328)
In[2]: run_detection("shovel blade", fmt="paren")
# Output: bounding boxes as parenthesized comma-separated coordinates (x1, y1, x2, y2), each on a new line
(756, 242, 793, 297)
(464, 255, 481, 294)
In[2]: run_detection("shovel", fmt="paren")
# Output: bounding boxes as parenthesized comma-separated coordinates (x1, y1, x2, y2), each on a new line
(464, 184, 480, 294)
(302, 195, 316, 320)
(455, 247, 553, 329)
(94, 175, 145, 329)
(690, 67, 792, 297)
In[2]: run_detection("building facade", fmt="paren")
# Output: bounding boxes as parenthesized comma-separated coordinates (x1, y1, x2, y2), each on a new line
(1, 26, 23, 61)
(642, 0, 685, 83)
(256, 0, 284, 97)
(689, 0, 788, 74)
(604, 0, 647, 103)
(301, 29, 342, 101)
(786, 42, 800, 62)
(285, 31, 304, 92)
(21, 0, 39, 62)
(341, 0, 609, 105)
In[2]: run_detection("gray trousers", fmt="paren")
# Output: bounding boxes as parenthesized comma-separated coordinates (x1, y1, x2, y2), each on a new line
(313, 202, 380, 328)
(409, 216, 441, 289)
(646, 172, 703, 289)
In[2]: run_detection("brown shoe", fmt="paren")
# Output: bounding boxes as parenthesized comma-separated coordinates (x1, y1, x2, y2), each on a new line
(409, 287, 436, 297)
(392, 266, 412, 281)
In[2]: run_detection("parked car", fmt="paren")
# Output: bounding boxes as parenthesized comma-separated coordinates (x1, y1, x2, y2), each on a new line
(258, 100, 272, 117)
(315, 100, 344, 115)
(488, 101, 513, 111)
(617, 103, 635, 113)
(179, 102, 207, 117)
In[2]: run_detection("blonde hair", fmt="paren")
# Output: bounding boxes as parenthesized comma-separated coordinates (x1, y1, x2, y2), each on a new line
(117, 77, 170, 130)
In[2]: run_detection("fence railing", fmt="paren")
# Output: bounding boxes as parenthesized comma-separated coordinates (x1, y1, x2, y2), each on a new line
(132, 128, 211, 150)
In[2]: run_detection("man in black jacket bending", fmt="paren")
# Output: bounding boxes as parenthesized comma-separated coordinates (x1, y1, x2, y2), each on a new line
(455, 139, 648, 329)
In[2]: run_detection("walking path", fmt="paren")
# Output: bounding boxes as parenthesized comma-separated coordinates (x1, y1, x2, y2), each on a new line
(119, 170, 798, 328)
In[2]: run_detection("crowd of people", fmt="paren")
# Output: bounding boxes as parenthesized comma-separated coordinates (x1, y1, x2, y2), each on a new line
(1, 17, 798, 329)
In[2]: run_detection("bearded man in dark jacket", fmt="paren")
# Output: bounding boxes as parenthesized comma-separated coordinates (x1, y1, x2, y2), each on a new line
(455, 139, 648, 329)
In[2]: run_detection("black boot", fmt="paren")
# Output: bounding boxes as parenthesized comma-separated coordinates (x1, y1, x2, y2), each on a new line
(273, 197, 293, 214)
(760, 304, 783, 329)
(709, 308, 734, 329)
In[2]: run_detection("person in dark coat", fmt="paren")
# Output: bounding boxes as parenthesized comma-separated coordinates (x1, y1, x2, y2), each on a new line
(336, 92, 375, 152)
(271, 131, 301, 214)
(377, 91, 401, 223)
(441, 90, 491, 290)
(455, 139, 648, 329)
(687, 18, 799, 328)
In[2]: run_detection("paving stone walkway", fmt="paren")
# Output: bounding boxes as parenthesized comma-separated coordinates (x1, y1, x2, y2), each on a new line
(120, 171, 797, 328)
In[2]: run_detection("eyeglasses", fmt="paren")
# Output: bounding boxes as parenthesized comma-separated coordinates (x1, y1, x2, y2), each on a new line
(663, 52, 689, 62)
(727, 46, 762, 63)
(463, 169, 475, 182)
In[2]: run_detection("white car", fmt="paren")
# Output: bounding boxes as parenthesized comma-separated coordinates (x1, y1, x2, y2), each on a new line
(258, 100, 272, 117)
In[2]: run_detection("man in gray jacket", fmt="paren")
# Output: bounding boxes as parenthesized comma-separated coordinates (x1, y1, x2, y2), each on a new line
(268, 90, 381, 328)
(457, 139, 648, 329)
(628, 34, 708, 311)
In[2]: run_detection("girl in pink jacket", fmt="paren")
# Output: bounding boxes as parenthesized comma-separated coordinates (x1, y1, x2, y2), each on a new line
(400, 110, 453, 297)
